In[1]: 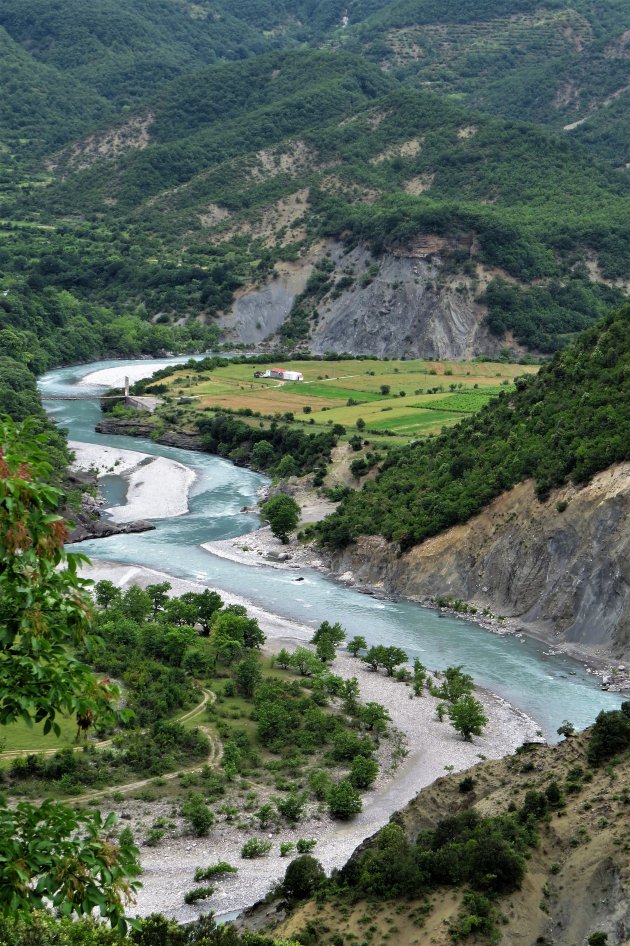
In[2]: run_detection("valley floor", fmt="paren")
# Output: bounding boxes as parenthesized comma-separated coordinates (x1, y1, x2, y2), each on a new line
(80, 559, 538, 923)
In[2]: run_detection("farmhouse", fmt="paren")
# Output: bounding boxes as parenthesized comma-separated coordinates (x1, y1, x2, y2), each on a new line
(255, 368, 304, 382)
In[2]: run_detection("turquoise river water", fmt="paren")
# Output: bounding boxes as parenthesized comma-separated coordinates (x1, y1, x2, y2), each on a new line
(40, 358, 625, 740)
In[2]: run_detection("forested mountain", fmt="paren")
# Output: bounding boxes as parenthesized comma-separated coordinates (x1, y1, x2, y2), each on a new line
(6, 49, 627, 357)
(0, 26, 111, 156)
(1, 1, 629, 372)
(337, 0, 630, 166)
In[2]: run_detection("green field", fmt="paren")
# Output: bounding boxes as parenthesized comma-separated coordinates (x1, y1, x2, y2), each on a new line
(1, 715, 77, 756)
(155, 358, 537, 442)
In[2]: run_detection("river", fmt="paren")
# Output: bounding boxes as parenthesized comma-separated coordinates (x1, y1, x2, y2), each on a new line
(40, 358, 624, 740)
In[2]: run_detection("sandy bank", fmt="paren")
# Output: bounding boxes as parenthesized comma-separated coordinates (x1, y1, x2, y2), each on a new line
(80, 560, 538, 923)
(78, 361, 188, 389)
(70, 442, 195, 522)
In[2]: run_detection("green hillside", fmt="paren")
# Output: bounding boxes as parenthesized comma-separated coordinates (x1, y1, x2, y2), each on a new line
(0, 26, 111, 157)
(318, 306, 630, 550)
(7, 50, 626, 354)
(338, 0, 630, 165)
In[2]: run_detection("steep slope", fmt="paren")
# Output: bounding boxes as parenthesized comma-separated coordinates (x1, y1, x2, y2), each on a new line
(318, 308, 630, 659)
(328, 463, 630, 662)
(340, 0, 630, 166)
(265, 722, 630, 946)
(0, 0, 295, 107)
(0, 26, 111, 157)
(16, 53, 629, 357)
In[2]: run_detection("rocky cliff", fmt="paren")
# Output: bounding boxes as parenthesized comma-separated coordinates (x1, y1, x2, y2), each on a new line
(219, 239, 511, 359)
(309, 242, 502, 360)
(327, 463, 630, 663)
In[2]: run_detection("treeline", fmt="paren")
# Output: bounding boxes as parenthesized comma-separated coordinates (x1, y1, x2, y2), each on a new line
(195, 412, 337, 477)
(319, 306, 630, 550)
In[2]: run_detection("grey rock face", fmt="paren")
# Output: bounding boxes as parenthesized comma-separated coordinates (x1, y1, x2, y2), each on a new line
(221, 281, 298, 344)
(327, 464, 630, 661)
(310, 247, 496, 359)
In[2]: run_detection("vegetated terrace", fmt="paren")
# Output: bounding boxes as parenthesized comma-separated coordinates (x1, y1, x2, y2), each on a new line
(146, 357, 539, 447)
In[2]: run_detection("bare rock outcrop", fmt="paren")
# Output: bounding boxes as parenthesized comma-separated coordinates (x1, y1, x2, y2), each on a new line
(328, 463, 630, 661)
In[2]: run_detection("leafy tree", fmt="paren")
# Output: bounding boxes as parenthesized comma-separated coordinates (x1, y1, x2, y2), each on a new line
(435, 666, 475, 703)
(162, 597, 198, 627)
(364, 645, 386, 672)
(0, 417, 140, 926)
(235, 653, 263, 698)
(181, 794, 214, 837)
(288, 647, 324, 677)
(349, 755, 379, 789)
(275, 647, 292, 668)
(146, 582, 172, 620)
(448, 695, 489, 741)
(181, 589, 223, 634)
(328, 779, 363, 819)
(315, 635, 336, 664)
(380, 646, 408, 677)
(276, 790, 308, 823)
(587, 707, 630, 765)
(94, 579, 122, 611)
(311, 621, 346, 647)
(282, 855, 325, 900)
(121, 585, 152, 623)
(359, 702, 391, 734)
(347, 635, 367, 657)
(261, 494, 300, 543)
(413, 658, 427, 696)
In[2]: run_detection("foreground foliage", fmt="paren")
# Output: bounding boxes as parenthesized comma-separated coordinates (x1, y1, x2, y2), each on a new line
(0, 419, 140, 926)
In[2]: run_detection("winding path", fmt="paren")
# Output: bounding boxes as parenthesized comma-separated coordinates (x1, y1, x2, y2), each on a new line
(0, 689, 223, 802)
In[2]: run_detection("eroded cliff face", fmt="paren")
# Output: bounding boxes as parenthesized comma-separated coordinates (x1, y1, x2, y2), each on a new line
(219, 239, 510, 358)
(328, 463, 630, 661)
(309, 243, 500, 360)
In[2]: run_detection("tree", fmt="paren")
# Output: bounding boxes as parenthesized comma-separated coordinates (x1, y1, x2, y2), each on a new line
(0, 417, 140, 926)
(435, 665, 475, 703)
(235, 653, 263, 698)
(212, 610, 265, 655)
(448, 695, 488, 741)
(146, 581, 172, 619)
(276, 790, 308, 823)
(289, 647, 324, 677)
(121, 585, 152, 622)
(311, 620, 346, 647)
(347, 635, 367, 657)
(275, 647, 292, 668)
(180, 589, 223, 634)
(282, 855, 325, 900)
(162, 596, 198, 626)
(251, 439, 275, 469)
(359, 702, 390, 734)
(328, 780, 363, 819)
(380, 646, 408, 676)
(349, 755, 379, 789)
(315, 635, 336, 664)
(356, 417, 366, 431)
(413, 658, 427, 696)
(364, 645, 386, 671)
(181, 794, 214, 836)
(261, 493, 300, 543)
(94, 579, 121, 611)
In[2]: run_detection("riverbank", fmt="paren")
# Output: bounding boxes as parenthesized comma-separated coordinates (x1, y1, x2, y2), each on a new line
(201, 503, 630, 694)
(80, 559, 539, 924)
(70, 441, 196, 523)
